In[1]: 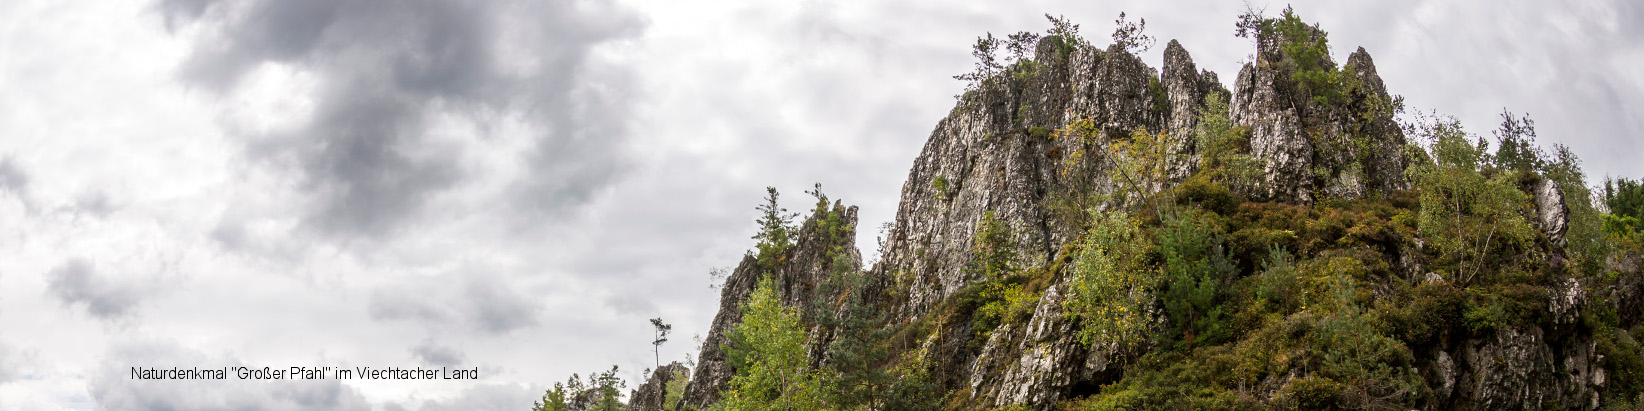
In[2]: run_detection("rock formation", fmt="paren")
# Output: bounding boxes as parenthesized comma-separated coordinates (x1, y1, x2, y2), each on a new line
(651, 16, 1642, 411)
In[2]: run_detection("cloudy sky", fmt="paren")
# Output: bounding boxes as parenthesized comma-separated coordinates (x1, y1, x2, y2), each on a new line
(1, 0, 1639, 409)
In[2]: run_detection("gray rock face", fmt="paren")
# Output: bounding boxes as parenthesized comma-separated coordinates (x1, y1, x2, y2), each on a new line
(1454, 327, 1603, 410)
(1231, 62, 1314, 203)
(1460, 327, 1558, 410)
(627, 362, 688, 411)
(1536, 178, 1570, 247)
(1551, 277, 1585, 328)
(1229, 36, 1408, 202)
(1606, 251, 1644, 328)
(1341, 47, 1411, 194)
(985, 281, 1117, 408)
(1161, 40, 1204, 182)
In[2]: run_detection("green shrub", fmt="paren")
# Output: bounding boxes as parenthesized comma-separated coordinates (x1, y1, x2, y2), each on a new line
(1599, 327, 1644, 406)
(967, 211, 1026, 344)
(1194, 93, 1262, 191)
(716, 279, 827, 411)
(663, 367, 688, 410)
(1607, 177, 1644, 237)
(1157, 208, 1238, 347)
(1407, 114, 1536, 285)
(1066, 209, 1157, 349)
(931, 175, 950, 201)
(1250, 246, 1302, 316)
(1176, 174, 1241, 216)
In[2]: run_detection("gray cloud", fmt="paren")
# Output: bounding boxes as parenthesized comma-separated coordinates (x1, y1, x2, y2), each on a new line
(0, 342, 21, 384)
(368, 272, 540, 334)
(45, 258, 146, 320)
(0, 157, 28, 198)
(164, 0, 645, 239)
(411, 340, 465, 367)
(91, 340, 370, 411)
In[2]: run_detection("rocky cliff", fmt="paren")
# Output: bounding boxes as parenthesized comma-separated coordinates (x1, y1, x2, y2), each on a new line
(630, 12, 1644, 411)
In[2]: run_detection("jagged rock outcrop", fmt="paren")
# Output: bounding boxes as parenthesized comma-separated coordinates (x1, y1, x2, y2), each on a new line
(1537, 178, 1570, 247)
(1451, 327, 1604, 410)
(1342, 47, 1412, 195)
(669, 25, 1633, 410)
(1230, 28, 1408, 202)
(1609, 251, 1644, 326)
(974, 282, 1119, 407)
(1160, 40, 1227, 182)
(627, 362, 687, 411)
(871, 39, 1227, 408)
(678, 203, 861, 409)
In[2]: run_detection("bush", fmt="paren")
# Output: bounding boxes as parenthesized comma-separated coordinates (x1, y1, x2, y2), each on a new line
(967, 211, 1029, 344)
(716, 279, 827, 411)
(1066, 209, 1157, 349)
(931, 175, 950, 201)
(1194, 93, 1262, 191)
(1607, 177, 1644, 236)
(1157, 208, 1238, 348)
(1176, 174, 1240, 216)
(1407, 114, 1536, 285)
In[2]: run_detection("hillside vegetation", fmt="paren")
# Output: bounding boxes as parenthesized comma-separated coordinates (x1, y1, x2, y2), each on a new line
(538, 7, 1644, 411)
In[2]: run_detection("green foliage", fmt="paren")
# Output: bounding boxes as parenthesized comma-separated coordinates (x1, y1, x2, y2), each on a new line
(753, 187, 800, 271)
(1157, 208, 1238, 347)
(1175, 174, 1240, 216)
(536, 367, 627, 411)
(931, 174, 950, 201)
(1027, 126, 1053, 140)
(1194, 93, 1263, 190)
(663, 367, 688, 411)
(1109, 128, 1173, 208)
(590, 366, 626, 411)
(1147, 76, 1171, 118)
(1541, 144, 1606, 274)
(1492, 110, 1545, 173)
(814, 255, 942, 410)
(651, 318, 672, 370)
(717, 279, 827, 411)
(1407, 114, 1536, 285)
(956, 15, 1089, 103)
(1111, 12, 1155, 55)
(1066, 209, 1156, 349)
(953, 33, 1001, 98)
(1010, 59, 1044, 82)
(967, 211, 1031, 343)
(804, 183, 852, 260)
(533, 376, 574, 411)
(1236, 6, 1356, 107)
(1044, 14, 1086, 60)
(1076, 262, 1425, 410)
(972, 211, 1018, 281)
(1607, 177, 1644, 236)
(1599, 327, 1644, 406)
(1248, 246, 1301, 317)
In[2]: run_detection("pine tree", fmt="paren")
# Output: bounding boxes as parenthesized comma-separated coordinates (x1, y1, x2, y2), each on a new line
(752, 187, 799, 270)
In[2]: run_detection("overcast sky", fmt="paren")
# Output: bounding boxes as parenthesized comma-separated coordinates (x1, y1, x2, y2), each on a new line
(1, 0, 1639, 409)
